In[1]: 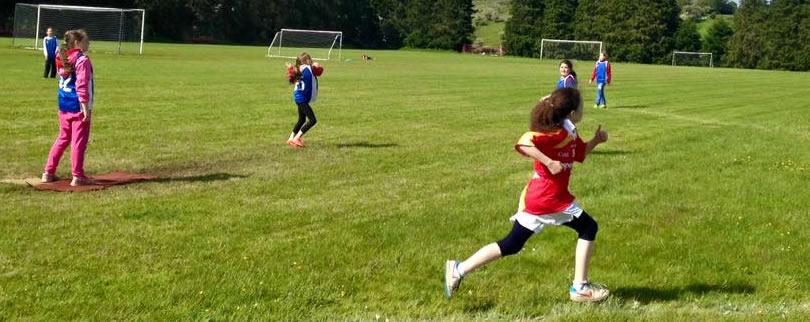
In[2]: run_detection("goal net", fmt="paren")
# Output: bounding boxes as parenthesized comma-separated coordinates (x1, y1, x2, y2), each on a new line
(267, 29, 343, 61)
(672, 51, 713, 67)
(540, 39, 603, 61)
(12, 3, 146, 55)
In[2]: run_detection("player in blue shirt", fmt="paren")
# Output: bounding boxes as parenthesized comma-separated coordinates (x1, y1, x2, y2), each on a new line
(42, 27, 59, 78)
(589, 52, 612, 108)
(557, 59, 578, 89)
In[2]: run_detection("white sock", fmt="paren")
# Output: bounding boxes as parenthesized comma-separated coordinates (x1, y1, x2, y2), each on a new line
(456, 262, 466, 277)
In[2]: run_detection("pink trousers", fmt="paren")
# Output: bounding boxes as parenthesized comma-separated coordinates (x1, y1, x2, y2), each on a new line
(44, 111, 91, 177)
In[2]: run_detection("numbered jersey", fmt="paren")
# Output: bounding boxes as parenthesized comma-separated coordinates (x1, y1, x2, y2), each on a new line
(514, 119, 587, 215)
(58, 73, 81, 113)
(57, 51, 93, 113)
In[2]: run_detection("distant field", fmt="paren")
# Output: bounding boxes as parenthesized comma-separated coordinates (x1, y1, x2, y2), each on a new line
(2, 37, 810, 320)
(697, 14, 735, 37)
(473, 21, 505, 47)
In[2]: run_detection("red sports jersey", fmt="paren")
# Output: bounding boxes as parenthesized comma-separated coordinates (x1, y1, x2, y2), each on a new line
(514, 123, 587, 215)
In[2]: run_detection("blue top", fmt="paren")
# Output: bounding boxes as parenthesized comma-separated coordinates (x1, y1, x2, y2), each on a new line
(293, 67, 314, 104)
(594, 61, 609, 83)
(57, 53, 82, 113)
(44, 36, 58, 60)
(557, 74, 577, 89)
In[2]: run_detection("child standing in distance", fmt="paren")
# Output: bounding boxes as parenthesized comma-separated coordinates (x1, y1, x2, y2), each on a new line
(42, 27, 59, 78)
(42, 29, 95, 186)
(285, 52, 324, 148)
(557, 59, 577, 89)
(445, 87, 610, 302)
(589, 52, 612, 108)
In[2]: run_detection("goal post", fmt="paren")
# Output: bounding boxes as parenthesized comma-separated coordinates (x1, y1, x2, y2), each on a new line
(540, 39, 603, 61)
(672, 51, 713, 67)
(12, 3, 146, 55)
(267, 29, 343, 61)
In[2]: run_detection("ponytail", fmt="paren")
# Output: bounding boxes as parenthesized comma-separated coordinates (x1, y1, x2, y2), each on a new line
(59, 29, 87, 75)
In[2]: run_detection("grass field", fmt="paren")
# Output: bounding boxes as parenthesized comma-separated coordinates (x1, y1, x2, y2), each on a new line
(2, 37, 810, 320)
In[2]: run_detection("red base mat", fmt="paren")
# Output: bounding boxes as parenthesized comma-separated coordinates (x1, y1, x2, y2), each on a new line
(25, 172, 157, 192)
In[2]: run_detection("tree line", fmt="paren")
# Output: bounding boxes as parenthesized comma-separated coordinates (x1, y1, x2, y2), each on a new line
(504, 0, 810, 71)
(1, 0, 473, 50)
(3, 0, 808, 70)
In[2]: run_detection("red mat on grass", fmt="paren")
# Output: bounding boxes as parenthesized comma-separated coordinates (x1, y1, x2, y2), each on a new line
(25, 172, 157, 192)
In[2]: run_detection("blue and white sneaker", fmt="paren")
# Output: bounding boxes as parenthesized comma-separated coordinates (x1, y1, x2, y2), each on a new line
(569, 282, 610, 302)
(444, 260, 463, 299)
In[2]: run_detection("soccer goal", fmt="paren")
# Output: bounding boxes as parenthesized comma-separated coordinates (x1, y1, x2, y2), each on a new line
(672, 51, 713, 68)
(540, 39, 603, 61)
(12, 3, 146, 55)
(267, 29, 343, 61)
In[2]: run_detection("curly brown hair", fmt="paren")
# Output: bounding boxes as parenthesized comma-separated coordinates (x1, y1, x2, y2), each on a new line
(530, 87, 582, 132)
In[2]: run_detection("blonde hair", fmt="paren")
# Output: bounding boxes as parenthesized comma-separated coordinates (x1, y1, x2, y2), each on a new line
(58, 29, 88, 75)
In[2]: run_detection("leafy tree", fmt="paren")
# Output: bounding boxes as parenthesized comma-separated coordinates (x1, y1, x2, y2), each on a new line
(702, 19, 733, 65)
(674, 20, 702, 52)
(725, 0, 769, 69)
(503, 0, 545, 57)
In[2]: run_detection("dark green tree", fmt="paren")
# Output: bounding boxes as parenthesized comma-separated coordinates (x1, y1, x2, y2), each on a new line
(674, 20, 702, 52)
(503, 0, 545, 57)
(702, 19, 733, 65)
(725, 0, 769, 69)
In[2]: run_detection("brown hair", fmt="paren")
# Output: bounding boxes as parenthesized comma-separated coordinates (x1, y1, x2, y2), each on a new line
(58, 29, 87, 75)
(530, 87, 582, 132)
(560, 59, 577, 80)
(290, 52, 314, 84)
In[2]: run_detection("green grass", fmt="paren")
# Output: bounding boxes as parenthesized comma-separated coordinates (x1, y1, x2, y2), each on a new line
(473, 22, 505, 47)
(697, 15, 735, 38)
(2, 37, 810, 320)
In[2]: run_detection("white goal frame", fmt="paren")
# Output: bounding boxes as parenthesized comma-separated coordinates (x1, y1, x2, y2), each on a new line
(540, 39, 603, 60)
(267, 29, 343, 61)
(12, 3, 146, 55)
(672, 51, 713, 67)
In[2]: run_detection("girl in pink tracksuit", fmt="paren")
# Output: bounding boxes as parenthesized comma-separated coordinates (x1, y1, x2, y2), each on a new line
(42, 29, 95, 186)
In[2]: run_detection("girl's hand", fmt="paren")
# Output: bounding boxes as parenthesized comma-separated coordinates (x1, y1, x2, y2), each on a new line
(82, 110, 91, 122)
(592, 125, 608, 144)
(546, 160, 564, 175)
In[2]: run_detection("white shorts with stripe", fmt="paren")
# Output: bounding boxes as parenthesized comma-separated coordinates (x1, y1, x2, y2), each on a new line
(510, 202, 584, 233)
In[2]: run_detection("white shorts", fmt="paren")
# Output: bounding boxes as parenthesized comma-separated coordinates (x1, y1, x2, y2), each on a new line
(509, 202, 584, 233)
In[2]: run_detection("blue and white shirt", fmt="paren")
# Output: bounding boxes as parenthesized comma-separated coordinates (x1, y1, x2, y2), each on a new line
(293, 65, 319, 104)
(43, 36, 58, 60)
(557, 74, 577, 89)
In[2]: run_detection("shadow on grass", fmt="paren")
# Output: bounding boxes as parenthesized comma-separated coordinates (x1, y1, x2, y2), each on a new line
(152, 173, 248, 183)
(613, 283, 755, 303)
(589, 149, 631, 156)
(611, 104, 648, 109)
(336, 141, 399, 149)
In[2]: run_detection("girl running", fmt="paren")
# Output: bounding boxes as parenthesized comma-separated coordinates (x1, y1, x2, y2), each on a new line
(444, 87, 610, 302)
(285, 53, 324, 148)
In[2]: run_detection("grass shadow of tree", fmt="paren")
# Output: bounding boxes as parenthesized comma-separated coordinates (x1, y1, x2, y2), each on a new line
(588, 150, 631, 155)
(336, 142, 399, 149)
(611, 104, 648, 109)
(152, 173, 248, 183)
(613, 283, 755, 303)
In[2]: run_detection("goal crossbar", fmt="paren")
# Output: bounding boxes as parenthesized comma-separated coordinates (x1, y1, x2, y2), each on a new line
(13, 3, 146, 54)
(267, 29, 343, 61)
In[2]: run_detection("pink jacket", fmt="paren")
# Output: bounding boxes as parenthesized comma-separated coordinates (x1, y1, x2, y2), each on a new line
(57, 49, 94, 106)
